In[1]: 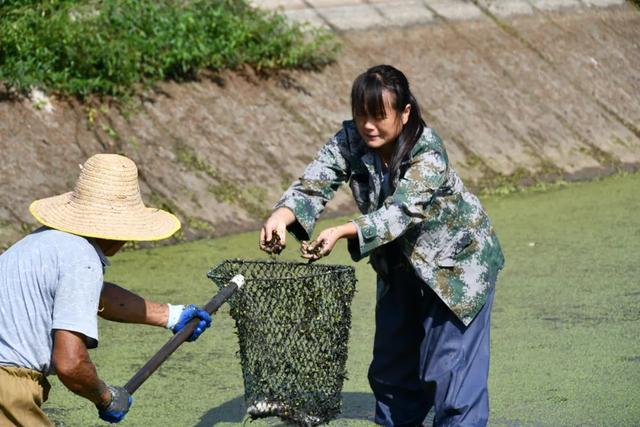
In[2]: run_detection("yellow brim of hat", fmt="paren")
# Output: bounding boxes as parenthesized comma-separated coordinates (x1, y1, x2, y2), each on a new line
(29, 193, 181, 241)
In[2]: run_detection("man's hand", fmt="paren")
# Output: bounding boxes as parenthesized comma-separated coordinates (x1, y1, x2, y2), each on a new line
(171, 305, 212, 342)
(97, 385, 133, 424)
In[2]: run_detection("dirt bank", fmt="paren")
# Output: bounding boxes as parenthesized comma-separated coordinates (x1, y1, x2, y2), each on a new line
(0, 3, 638, 248)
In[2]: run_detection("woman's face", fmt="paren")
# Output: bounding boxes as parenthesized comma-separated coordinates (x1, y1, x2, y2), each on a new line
(354, 90, 411, 151)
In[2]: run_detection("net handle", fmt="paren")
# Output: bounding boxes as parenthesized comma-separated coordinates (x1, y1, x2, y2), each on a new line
(124, 275, 244, 394)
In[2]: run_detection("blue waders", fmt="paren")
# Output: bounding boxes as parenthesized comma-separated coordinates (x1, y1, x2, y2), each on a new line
(368, 259, 494, 427)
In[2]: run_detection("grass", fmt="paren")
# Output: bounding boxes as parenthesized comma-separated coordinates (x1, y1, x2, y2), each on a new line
(43, 172, 640, 426)
(0, 0, 339, 98)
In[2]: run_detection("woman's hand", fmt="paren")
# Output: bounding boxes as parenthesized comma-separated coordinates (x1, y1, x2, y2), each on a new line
(301, 223, 357, 261)
(259, 208, 296, 254)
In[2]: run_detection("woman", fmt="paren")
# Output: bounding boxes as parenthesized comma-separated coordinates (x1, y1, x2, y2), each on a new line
(259, 64, 504, 426)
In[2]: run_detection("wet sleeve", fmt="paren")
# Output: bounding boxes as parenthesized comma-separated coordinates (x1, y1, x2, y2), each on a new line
(274, 129, 351, 241)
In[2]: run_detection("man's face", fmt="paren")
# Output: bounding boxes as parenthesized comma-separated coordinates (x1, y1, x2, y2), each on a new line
(95, 239, 126, 256)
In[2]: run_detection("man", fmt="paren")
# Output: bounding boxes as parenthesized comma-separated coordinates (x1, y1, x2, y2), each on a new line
(0, 153, 212, 425)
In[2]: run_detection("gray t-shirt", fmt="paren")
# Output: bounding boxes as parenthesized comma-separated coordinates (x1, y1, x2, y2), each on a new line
(0, 227, 107, 374)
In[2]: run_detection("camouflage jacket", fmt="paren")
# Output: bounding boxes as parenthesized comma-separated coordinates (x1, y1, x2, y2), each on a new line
(275, 120, 505, 325)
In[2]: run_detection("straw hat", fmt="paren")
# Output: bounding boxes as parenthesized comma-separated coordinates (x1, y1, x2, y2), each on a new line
(29, 154, 181, 241)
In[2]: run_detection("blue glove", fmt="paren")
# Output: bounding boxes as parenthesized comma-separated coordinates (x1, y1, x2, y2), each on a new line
(172, 304, 212, 342)
(97, 385, 132, 424)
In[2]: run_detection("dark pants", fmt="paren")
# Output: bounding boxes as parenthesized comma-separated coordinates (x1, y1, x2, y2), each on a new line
(368, 265, 494, 427)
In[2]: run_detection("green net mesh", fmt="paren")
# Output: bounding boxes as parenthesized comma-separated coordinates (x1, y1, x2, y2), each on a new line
(208, 260, 357, 426)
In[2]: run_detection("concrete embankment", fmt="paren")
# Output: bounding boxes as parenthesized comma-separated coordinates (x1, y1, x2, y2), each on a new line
(0, 1, 638, 247)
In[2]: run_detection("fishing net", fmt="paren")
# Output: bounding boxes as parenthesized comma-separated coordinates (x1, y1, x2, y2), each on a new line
(208, 259, 357, 426)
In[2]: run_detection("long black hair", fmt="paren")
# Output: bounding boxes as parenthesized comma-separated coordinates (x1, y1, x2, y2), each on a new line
(351, 64, 425, 187)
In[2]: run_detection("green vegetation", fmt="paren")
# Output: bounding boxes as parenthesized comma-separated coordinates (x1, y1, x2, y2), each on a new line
(43, 173, 640, 426)
(0, 0, 339, 98)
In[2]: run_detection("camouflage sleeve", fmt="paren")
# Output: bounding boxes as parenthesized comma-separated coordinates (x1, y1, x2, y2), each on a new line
(351, 149, 447, 258)
(274, 130, 350, 241)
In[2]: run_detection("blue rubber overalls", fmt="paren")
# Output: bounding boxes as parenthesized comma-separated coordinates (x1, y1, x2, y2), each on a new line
(368, 167, 494, 427)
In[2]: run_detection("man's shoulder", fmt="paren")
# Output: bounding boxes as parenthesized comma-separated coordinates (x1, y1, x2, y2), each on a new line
(32, 227, 90, 246)
(26, 228, 100, 264)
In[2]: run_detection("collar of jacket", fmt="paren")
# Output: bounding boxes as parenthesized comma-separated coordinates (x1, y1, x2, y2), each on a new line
(357, 127, 432, 188)
(359, 150, 381, 210)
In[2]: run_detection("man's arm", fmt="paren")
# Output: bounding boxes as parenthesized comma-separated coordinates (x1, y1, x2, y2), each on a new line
(99, 281, 212, 342)
(53, 330, 132, 423)
(52, 329, 111, 406)
(99, 281, 168, 327)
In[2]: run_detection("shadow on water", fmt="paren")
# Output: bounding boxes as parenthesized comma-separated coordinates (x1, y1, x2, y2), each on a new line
(194, 392, 376, 426)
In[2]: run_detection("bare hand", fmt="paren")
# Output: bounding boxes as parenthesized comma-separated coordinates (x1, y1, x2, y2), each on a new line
(259, 208, 295, 254)
(300, 227, 343, 260)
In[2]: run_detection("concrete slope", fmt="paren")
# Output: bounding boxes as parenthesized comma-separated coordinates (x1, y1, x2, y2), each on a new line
(0, 1, 638, 248)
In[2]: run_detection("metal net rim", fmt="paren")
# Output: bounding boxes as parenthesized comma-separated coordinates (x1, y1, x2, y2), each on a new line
(207, 259, 356, 282)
